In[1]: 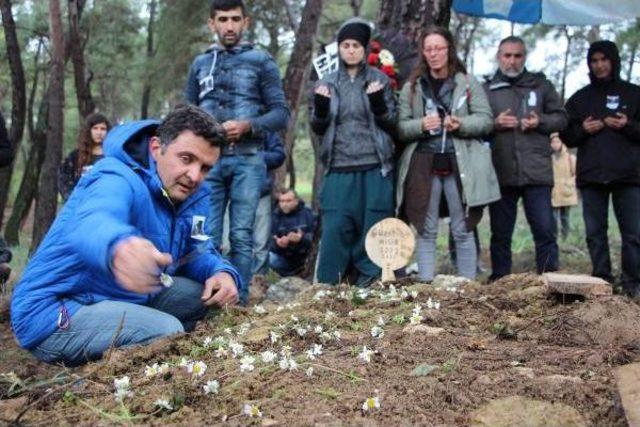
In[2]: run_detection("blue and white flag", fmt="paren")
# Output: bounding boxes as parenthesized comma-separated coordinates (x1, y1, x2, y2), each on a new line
(453, 0, 640, 25)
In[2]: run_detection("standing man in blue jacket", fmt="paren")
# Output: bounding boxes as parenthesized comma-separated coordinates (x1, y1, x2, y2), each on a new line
(185, 0, 289, 304)
(11, 106, 240, 366)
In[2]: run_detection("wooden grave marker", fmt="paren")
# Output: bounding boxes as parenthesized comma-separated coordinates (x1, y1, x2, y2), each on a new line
(365, 218, 415, 282)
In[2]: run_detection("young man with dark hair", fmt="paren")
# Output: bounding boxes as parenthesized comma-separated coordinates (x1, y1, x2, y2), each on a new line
(185, 0, 289, 304)
(561, 40, 640, 299)
(269, 189, 316, 277)
(484, 36, 568, 280)
(11, 105, 240, 366)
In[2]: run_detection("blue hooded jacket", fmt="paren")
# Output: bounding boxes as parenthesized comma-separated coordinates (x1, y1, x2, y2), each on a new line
(11, 120, 241, 350)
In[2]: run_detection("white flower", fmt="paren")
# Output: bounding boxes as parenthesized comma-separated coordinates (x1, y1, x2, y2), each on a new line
(203, 336, 213, 348)
(279, 357, 298, 371)
(306, 367, 314, 377)
(358, 346, 374, 363)
(187, 361, 207, 377)
(410, 304, 423, 325)
(224, 327, 233, 335)
(314, 325, 324, 334)
(254, 304, 267, 314)
(215, 348, 229, 358)
(154, 399, 173, 410)
(332, 330, 341, 341)
(144, 362, 169, 377)
(280, 345, 292, 359)
(296, 326, 308, 337)
(276, 306, 284, 312)
(243, 403, 263, 418)
(410, 290, 419, 299)
(306, 344, 323, 360)
(270, 331, 280, 344)
(362, 396, 381, 412)
(325, 310, 336, 320)
(290, 314, 299, 322)
(213, 336, 226, 347)
(260, 350, 277, 363)
(319, 331, 332, 341)
(377, 316, 385, 326)
(379, 49, 395, 66)
(203, 380, 220, 395)
(426, 297, 440, 310)
(179, 357, 191, 367)
(370, 325, 384, 339)
(113, 376, 132, 401)
(237, 322, 251, 336)
(229, 340, 244, 358)
(239, 355, 256, 372)
(348, 310, 355, 317)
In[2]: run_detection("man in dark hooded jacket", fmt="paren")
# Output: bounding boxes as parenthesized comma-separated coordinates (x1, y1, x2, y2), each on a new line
(561, 40, 640, 299)
(484, 36, 568, 280)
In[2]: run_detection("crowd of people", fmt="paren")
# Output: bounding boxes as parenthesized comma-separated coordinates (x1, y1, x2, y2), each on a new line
(7, 0, 640, 365)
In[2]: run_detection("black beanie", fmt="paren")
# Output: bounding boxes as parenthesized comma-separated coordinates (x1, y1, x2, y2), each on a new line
(337, 18, 371, 47)
(587, 40, 621, 83)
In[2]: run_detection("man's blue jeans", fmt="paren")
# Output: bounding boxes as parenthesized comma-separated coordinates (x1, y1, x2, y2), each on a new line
(31, 277, 210, 366)
(489, 185, 559, 279)
(207, 153, 265, 304)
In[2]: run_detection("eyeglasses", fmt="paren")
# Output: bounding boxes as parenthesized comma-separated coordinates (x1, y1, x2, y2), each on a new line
(423, 46, 448, 54)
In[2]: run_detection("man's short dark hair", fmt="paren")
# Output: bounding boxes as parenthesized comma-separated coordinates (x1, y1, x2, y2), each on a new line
(210, 0, 246, 18)
(279, 188, 298, 199)
(498, 36, 527, 54)
(157, 105, 223, 151)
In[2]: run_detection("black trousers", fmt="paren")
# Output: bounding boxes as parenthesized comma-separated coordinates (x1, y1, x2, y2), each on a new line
(581, 184, 640, 293)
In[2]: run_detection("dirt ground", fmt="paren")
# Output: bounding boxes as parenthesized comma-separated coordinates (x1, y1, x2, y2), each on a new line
(1, 273, 639, 426)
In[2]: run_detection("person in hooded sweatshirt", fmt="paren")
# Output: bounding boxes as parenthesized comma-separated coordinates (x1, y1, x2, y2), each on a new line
(311, 18, 397, 286)
(11, 105, 240, 366)
(483, 36, 568, 281)
(561, 40, 640, 299)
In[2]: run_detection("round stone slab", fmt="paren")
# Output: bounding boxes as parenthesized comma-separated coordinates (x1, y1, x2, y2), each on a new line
(365, 218, 415, 282)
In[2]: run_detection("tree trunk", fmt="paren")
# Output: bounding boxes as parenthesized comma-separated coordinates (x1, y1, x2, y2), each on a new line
(69, 0, 94, 119)
(5, 40, 45, 245)
(350, 0, 363, 16)
(140, 0, 157, 119)
(0, 0, 27, 230)
(31, 0, 65, 253)
(377, 0, 452, 43)
(5, 93, 48, 246)
(274, 0, 323, 190)
(627, 42, 638, 82)
(560, 27, 572, 103)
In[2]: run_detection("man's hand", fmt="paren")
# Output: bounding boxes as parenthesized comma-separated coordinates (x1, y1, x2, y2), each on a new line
(422, 114, 442, 132)
(443, 115, 461, 132)
(274, 235, 290, 248)
(222, 120, 251, 142)
(201, 272, 239, 307)
(521, 111, 540, 131)
(112, 236, 172, 294)
(494, 108, 519, 130)
(604, 112, 628, 130)
(287, 229, 304, 243)
(583, 116, 605, 134)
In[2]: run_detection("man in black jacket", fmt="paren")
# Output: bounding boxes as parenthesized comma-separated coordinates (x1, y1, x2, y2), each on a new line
(484, 36, 567, 281)
(561, 40, 640, 299)
(268, 189, 316, 277)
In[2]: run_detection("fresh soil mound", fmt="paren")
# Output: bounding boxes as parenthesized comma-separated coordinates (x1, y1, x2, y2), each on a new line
(1, 274, 638, 426)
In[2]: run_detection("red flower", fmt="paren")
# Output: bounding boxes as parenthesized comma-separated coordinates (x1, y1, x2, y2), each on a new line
(370, 40, 382, 53)
(381, 64, 396, 77)
(367, 52, 380, 66)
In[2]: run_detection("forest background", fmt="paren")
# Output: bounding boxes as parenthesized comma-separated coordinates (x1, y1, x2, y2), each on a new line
(0, 0, 639, 274)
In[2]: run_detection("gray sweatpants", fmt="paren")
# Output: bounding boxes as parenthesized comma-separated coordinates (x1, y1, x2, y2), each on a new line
(416, 174, 476, 281)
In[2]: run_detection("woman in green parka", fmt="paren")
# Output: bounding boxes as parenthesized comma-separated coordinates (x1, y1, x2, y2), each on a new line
(396, 26, 499, 282)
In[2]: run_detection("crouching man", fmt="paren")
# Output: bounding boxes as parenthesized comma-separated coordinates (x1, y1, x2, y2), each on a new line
(11, 105, 240, 366)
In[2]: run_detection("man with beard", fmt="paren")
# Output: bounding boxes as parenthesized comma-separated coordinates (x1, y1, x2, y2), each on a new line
(561, 40, 640, 299)
(484, 36, 568, 281)
(185, 0, 289, 304)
